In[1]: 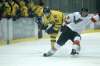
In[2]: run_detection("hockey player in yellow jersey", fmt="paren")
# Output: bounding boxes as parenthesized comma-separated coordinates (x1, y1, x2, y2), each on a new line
(32, 0, 44, 39)
(42, 7, 64, 53)
(33, 5, 44, 39)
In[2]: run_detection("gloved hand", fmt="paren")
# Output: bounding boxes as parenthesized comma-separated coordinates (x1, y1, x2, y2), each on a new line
(45, 24, 58, 34)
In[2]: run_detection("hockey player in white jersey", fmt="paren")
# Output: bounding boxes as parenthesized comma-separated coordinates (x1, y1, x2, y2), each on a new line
(43, 8, 98, 57)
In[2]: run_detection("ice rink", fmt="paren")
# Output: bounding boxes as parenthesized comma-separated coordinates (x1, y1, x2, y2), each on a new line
(0, 32, 100, 66)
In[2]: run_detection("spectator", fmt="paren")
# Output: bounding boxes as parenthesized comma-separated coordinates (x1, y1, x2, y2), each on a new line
(0, 0, 6, 19)
(3, 0, 12, 18)
(25, 0, 35, 17)
(3, 0, 19, 18)
(18, 0, 29, 17)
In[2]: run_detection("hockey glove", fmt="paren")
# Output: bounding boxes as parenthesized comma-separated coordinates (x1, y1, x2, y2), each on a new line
(45, 24, 58, 34)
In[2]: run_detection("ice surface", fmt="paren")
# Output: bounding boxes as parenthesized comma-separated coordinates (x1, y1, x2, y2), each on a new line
(0, 32, 100, 66)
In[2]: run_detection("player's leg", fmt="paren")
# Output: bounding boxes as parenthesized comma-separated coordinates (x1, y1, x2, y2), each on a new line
(71, 35, 81, 55)
(43, 32, 69, 57)
(43, 24, 60, 56)
(43, 44, 59, 57)
(50, 33, 58, 49)
(46, 26, 58, 49)
(43, 33, 58, 57)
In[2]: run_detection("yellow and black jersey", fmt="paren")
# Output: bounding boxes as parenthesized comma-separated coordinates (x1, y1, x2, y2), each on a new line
(27, 1, 34, 9)
(20, 6, 29, 17)
(3, 1, 19, 16)
(10, 1, 19, 16)
(32, 5, 43, 16)
(43, 10, 64, 31)
(19, 1, 29, 17)
(3, 2, 11, 16)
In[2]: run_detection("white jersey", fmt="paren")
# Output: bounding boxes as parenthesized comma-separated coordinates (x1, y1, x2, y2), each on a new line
(65, 12, 94, 33)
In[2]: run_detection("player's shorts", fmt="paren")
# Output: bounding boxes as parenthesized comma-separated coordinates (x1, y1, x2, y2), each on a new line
(57, 25, 81, 46)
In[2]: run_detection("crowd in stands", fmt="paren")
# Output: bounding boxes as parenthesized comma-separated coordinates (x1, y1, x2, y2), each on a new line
(0, 0, 44, 20)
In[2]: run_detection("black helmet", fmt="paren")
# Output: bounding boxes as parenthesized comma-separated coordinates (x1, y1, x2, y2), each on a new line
(43, 7, 50, 14)
(81, 8, 88, 12)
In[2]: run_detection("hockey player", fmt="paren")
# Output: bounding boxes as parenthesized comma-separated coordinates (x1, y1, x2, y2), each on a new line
(43, 8, 98, 57)
(42, 7, 64, 50)
(18, 0, 29, 17)
(32, 0, 44, 39)
(3, 0, 19, 18)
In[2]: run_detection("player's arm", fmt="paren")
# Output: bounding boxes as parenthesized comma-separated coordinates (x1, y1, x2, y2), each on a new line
(45, 18, 58, 34)
(91, 14, 100, 23)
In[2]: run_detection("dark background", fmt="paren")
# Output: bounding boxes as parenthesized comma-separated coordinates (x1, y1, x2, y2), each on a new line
(43, 0, 100, 13)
